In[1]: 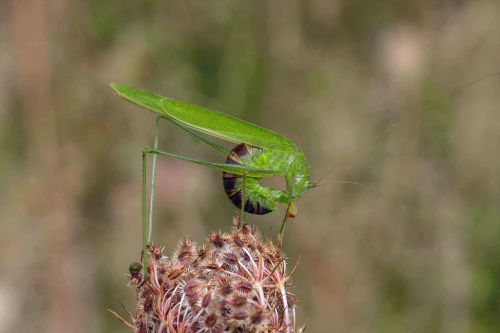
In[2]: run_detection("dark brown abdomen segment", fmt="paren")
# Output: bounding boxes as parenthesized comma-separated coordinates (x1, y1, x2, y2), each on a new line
(222, 144, 272, 215)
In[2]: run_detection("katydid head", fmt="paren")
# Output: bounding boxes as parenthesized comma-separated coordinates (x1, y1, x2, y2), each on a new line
(287, 152, 313, 200)
(291, 176, 312, 198)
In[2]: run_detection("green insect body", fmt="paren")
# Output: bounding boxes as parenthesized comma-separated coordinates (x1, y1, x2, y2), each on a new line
(111, 83, 313, 245)
(222, 143, 310, 215)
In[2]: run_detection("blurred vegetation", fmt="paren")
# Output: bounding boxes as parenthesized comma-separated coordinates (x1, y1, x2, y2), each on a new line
(0, 1, 499, 332)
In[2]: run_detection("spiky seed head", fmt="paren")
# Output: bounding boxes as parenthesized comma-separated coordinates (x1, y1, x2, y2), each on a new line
(232, 311, 248, 321)
(230, 294, 248, 307)
(217, 277, 233, 296)
(210, 232, 225, 248)
(205, 313, 218, 328)
(201, 291, 212, 308)
(127, 220, 303, 332)
(250, 308, 264, 325)
(236, 281, 253, 293)
(152, 246, 163, 260)
(221, 252, 238, 266)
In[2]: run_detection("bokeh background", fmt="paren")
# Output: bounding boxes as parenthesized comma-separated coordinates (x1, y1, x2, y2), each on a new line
(1, 1, 499, 332)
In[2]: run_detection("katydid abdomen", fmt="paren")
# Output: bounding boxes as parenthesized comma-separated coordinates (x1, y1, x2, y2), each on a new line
(222, 143, 289, 215)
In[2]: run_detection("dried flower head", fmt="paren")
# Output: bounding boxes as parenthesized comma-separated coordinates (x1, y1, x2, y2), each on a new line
(126, 218, 303, 333)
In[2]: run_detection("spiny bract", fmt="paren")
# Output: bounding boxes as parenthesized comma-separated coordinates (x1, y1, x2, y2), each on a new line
(126, 218, 304, 333)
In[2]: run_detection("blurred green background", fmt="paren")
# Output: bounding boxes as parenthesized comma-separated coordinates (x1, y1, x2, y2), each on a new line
(1, 1, 499, 332)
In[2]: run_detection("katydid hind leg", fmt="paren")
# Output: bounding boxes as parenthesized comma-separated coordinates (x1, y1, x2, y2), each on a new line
(141, 150, 148, 275)
(147, 116, 160, 245)
(140, 117, 160, 276)
(144, 148, 285, 177)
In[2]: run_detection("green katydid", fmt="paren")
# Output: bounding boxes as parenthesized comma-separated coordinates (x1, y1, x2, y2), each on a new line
(110, 83, 315, 248)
